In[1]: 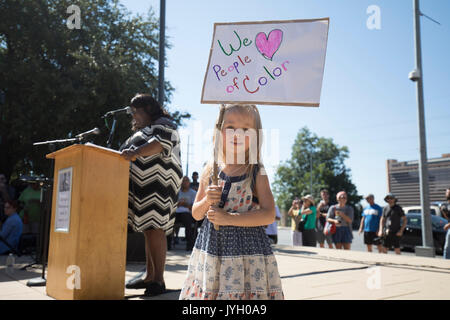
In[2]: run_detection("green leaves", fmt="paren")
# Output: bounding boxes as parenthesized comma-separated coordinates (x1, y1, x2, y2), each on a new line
(0, 0, 189, 180)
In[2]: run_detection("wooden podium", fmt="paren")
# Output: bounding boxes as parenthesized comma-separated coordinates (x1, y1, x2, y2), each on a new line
(45, 144, 129, 300)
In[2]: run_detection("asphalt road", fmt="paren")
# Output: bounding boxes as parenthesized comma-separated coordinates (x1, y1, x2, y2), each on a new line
(276, 226, 444, 258)
(179, 225, 443, 258)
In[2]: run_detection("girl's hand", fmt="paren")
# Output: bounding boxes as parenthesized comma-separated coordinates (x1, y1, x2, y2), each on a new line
(207, 206, 230, 226)
(205, 185, 222, 206)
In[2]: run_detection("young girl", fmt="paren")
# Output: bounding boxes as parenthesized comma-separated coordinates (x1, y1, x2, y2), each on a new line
(179, 104, 284, 300)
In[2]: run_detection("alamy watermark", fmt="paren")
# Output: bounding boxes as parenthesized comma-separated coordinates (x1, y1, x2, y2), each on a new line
(66, 5, 81, 30)
(66, 264, 81, 290)
(366, 266, 381, 290)
(367, 5, 381, 30)
(176, 121, 280, 171)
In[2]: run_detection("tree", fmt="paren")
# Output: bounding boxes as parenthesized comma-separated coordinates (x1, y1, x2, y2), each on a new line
(0, 0, 190, 180)
(273, 127, 362, 214)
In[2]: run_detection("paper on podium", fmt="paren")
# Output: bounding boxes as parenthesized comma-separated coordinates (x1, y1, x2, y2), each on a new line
(84, 142, 122, 155)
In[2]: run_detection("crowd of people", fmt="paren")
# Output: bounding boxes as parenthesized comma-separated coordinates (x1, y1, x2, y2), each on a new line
(0, 173, 42, 255)
(286, 188, 450, 258)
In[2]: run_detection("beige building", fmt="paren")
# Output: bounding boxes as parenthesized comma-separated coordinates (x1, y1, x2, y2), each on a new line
(386, 154, 450, 207)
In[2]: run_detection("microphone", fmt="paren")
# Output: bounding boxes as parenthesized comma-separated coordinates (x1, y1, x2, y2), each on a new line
(102, 106, 132, 118)
(76, 127, 101, 139)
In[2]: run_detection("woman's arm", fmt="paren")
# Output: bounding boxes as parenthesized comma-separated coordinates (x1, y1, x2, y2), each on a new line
(326, 206, 339, 224)
(338, 211, 353, 224)
(287, 206, 295, 217)
(120, 140, 164, 161)
(207, 172, 275, 227)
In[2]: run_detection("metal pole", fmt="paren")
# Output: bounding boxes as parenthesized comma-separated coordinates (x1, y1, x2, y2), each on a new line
(412, 0, 434, 257)
(158, 0, 166, 106)
(186, 135, 190, 176)
(310, 153, 313, 195)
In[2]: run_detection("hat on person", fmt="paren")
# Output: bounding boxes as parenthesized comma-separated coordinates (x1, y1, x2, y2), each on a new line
(301, 195, 315, 206)
(336, 191, 347, 199)
(364, 193, 374, 199)
(384, 193, 397, 202)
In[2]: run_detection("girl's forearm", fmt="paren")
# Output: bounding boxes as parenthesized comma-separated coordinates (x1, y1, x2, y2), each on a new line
(226, 208, 275, 227)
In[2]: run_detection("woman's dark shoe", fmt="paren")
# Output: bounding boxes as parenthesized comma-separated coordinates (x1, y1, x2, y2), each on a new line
(144, 281, 166, 296)
(125, 272, 150, 289)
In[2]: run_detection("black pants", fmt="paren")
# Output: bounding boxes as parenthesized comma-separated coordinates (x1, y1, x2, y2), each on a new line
(175, 212, 197, 249)
(268, 234, 278, 244)
(302, 229, 317, 247)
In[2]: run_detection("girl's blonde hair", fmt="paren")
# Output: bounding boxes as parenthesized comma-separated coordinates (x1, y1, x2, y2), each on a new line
(201, 104, 264, 190)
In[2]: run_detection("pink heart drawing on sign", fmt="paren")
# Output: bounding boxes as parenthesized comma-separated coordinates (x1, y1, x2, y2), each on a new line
(255, 29, 283, 61)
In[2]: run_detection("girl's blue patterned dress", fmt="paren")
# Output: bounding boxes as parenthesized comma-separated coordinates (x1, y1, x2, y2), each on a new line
(179, 170, 284, 300)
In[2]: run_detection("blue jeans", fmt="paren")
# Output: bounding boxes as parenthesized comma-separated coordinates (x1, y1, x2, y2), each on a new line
(444, 229, 450, 259)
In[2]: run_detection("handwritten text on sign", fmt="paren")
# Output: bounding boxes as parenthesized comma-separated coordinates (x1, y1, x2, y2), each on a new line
(201, 19, 329, 107)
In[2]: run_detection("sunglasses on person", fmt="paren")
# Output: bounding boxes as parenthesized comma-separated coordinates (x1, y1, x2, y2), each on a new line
(338, 196, 347, 199)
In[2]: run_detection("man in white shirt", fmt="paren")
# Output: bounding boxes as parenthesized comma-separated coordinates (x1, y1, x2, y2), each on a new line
(175, 176, 197, 251)
(266, 205, 281, 244)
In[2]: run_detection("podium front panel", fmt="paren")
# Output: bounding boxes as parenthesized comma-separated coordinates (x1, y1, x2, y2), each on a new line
(46, 145, 129, 300)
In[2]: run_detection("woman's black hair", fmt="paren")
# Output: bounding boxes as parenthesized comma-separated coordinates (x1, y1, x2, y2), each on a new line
(130, 94, 172, 130)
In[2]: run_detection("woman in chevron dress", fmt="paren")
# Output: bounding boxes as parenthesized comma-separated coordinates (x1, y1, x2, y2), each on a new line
(120, 93, 182, 295)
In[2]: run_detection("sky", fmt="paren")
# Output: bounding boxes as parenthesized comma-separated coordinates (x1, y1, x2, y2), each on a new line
(119, 0, 450, 207)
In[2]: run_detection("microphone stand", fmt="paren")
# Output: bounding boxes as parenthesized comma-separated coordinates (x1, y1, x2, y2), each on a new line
(106, 115, 117, 149)
(25, 136, 87, 287)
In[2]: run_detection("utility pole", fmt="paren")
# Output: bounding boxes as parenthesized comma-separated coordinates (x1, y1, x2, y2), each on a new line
(186, 135, 190, 176)
(158, 0, 166, 106)
(310, 153, 313, 195)
(410, 0, 434, 257)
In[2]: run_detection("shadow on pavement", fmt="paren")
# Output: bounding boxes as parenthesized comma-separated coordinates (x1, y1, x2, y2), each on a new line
(281, 266, 369, 279)
(125, 289, 181, 300)
(273, 247, 318, 256)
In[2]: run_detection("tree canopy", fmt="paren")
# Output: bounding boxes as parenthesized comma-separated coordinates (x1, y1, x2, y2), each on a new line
(273, 127, 362, 212)
(0, 0, 190, 180)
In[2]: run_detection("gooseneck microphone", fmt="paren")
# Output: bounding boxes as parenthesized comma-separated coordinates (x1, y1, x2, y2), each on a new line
(102, 106, 132, 118)
(76, 127, 101, 139)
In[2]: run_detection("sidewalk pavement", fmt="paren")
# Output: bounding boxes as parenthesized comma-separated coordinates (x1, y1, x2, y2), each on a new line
(1, 244, 449, 300)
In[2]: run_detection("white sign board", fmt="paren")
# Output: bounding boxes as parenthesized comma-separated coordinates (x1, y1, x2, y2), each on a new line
(55, 167, 73, 233)
(201, 19, 329, 107)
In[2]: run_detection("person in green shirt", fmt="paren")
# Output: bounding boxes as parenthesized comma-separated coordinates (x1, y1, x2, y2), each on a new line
(300, 195, 317, 247)
(18, 183, 42, 234)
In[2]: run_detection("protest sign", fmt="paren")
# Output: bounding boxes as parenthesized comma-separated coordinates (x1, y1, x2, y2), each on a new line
(201, 18, 329, 107)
